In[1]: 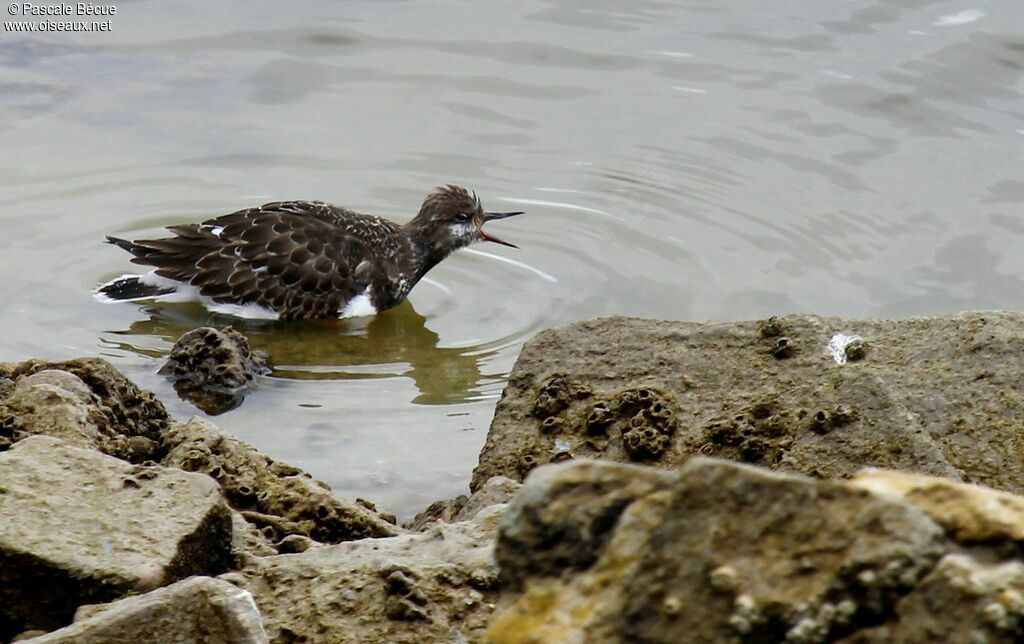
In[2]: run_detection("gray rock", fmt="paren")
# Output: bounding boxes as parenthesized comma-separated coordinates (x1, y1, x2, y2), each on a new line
(0, 358, 170, 462)
(0, 436, 233, 638)
(495, 460, 673, 590)
(15, 370, 93, 404)
(24, 576, 267, 644)
(159, 327, 269, 415)
(405, 495, 468, 531)
(472, 313, 1024, 491)
(233, 506, 504, 644)
(455, 476, 521, 522)
(406, 476, 521, 531)
(0, 370, 101, 449)
(0, 376, 14, 400)
(618, 458, 947, 643)
(0, 358, 397, 555)
(488, 458, 950, 643)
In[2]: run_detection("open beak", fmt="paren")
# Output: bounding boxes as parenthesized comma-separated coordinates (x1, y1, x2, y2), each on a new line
(479, 211, 524, 248)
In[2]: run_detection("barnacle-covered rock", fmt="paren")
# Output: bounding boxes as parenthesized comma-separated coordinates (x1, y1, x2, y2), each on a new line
(531, 375, 573, 418)
(162, 417, 399, 544)
(234, 504, 502, 643)
(488, 458, 950, 643)
(539, 416, 565, 434)
(159, 327, 269, 415)
(0, 358, 170, 461)
(585, 401, 615, 436)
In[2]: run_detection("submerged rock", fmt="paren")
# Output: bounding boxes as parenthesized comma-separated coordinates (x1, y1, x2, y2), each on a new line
(473, 312, 1024, 492)
(0, 436, 232, 639)
(159, 327, 269, 415)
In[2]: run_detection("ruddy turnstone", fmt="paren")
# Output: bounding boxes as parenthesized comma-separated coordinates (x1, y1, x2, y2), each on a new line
(96, 185, 522, 321)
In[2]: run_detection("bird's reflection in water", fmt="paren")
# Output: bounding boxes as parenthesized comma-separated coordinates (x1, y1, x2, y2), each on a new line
(103, 300, 495, 410)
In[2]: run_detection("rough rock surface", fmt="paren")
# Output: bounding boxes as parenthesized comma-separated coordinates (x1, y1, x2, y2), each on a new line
(0, 436, 233, 639)
(0, 370, 101, 450)
(850, 468, 1024, 544)
(10, 312, 1024, 642)
(488, 458, 1023, 643)
(0, 358, 169, 461)
(233, 505, 505, 644)
(407, 475, 521, 531)
(163, 417, 400, 544)
(456, 476, 521, 522)
(159, 326, 269, 415)
(0, 357, 397, 550)
(495, 460, 674, 591)
(25, 576, 267, 644)
(472, 312, 1024, 491)
(845, 554, 1024, 643)
(615, 459, 945, 643)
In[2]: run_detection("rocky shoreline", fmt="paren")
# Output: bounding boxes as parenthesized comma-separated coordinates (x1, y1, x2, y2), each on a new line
(4, 312, 1024, 642)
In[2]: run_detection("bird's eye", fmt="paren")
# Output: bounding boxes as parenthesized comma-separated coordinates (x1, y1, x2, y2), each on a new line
(455, 213, 471, 222)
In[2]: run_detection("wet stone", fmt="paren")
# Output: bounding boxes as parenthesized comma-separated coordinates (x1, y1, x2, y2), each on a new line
(158, 327, 269, 415)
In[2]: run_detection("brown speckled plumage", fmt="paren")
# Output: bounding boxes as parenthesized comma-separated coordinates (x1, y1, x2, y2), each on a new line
(98, 185, 522, 321)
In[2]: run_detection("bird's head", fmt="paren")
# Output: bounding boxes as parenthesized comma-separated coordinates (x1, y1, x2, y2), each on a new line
(408, 185, 522, 255)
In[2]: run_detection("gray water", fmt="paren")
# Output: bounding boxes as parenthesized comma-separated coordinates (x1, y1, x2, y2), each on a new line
(2, 0, 1022, 517)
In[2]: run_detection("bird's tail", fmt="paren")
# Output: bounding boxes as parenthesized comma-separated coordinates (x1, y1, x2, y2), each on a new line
(105, 235, 143, 256)
(95, 273, 177, 302)
(96, 236, 184, 302)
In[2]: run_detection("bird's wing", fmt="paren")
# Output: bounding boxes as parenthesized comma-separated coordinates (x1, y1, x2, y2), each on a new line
(127, 201, 382, 319)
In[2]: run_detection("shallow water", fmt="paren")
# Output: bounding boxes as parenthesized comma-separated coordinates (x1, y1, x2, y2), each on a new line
(2, 0, 1022, 517)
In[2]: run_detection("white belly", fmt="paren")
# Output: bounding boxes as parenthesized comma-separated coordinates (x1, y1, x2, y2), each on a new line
(339, 289, 377, 318)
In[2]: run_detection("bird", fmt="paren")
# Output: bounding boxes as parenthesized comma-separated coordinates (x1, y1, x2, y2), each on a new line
(95, 185, 523, 321)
